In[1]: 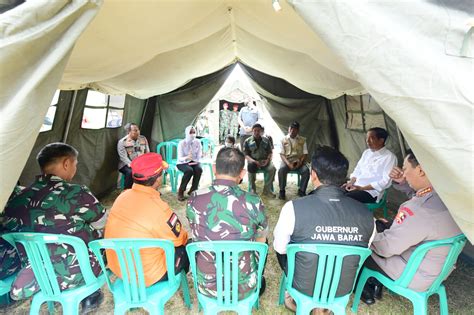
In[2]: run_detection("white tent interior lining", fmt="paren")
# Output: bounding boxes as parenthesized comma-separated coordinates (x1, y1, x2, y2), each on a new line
(0, 0, 472, 242)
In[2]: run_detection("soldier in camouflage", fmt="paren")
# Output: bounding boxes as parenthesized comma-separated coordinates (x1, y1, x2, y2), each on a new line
(186, 147, 268, 299)
(219, 103, 231, 143)
(2, 143, 105, 302)
(230, 104, 240, 140)
(0, 185, 24, 280)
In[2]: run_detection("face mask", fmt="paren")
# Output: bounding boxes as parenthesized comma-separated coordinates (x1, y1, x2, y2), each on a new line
(189, 134, 196, 140)
(225, 142, 233, 148)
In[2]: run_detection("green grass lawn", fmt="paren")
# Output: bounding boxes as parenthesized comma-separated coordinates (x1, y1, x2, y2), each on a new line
(3, 176, 473, 314)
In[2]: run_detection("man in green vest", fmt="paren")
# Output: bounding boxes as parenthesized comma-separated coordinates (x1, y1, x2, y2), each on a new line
(278, 121, 310, 200)
(243, 123, 276, 197)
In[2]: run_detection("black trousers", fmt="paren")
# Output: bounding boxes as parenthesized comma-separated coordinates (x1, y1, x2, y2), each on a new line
(119, 165, 133, 189)
(278, 163, 310, 193)
(345, 190, 376, 203)
(156, 245, 190, 282)
(177, 163, 203, 192)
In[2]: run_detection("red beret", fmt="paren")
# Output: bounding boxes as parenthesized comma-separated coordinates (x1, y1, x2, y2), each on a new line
(131, 153, 168, 180)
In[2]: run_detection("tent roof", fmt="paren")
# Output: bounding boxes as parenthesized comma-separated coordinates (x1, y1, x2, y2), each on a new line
(59, 0, 364, 99)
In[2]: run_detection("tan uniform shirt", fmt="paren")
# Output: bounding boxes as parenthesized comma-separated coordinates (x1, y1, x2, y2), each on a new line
(371, 187, 462, 291)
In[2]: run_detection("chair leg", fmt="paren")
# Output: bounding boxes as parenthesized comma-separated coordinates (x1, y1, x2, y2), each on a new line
(438, 285, 449, 315)
(61, 300, 80, 315)
(383, 203, 388, 219)
(351, 271, 369, 313)
(29, 297, 42, 315)
(278, 273, 286, 305)
(47, 301, 55, 314)
(411, 296, 428, 315)
(180, 271, 192, 309)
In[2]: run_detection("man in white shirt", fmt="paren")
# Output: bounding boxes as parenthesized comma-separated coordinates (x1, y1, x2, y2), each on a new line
(344, 127, 397, 203)
(274, 146, 375, 312)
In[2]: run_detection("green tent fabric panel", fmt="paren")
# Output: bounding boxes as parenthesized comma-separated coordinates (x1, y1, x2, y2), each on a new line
(240, 63, 334, 157)
(19, 91, 74, 186)
(65, 89, 122, 197)
(122, 95, 146, 132)
(150, 65, 234, 149)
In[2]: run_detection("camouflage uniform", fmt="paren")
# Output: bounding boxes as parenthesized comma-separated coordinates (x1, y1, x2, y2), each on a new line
(186, 179, 268, 299)
(244, 136, 276, 194)
(0, 186, 24, 280)
(230, 110, 239, 139)
(3, 175, 105, 300)
(219, 109, 231, 142)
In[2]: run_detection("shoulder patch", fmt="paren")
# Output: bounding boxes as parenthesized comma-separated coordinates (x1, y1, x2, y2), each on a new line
(167, 213, 182, 237)
(395, 206, 414, 224)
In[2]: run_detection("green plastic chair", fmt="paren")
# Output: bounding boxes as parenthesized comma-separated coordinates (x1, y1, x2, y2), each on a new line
(199, 137, 216, 181)
(156, 141, 183, 191)
(365, 190, 388, 218)
(288, 170, 301, 187)
(186, 241, 268, 315)
(278, 244, 371, 315)
(0, 273, 17, 306)
(89, 238, 191, 315)
(352, 234, 467, 315)
(247, 169, 274, 193)
(2, 232, 106, 315)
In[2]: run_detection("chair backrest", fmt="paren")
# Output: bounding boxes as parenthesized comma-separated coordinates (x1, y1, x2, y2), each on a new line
(2, 232, 98, 298)
(88, 238, 177, 304)
(156, 141, 179, 165)
(395, 234, 467, 294)
(186, 241, 268, 307)
(199, 137, 215, 157)
(286, 244, 371, 304)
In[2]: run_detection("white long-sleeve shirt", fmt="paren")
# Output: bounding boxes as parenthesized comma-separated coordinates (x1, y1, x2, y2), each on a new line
(177, 139, 202, 164)
(350, 147, 397, 200)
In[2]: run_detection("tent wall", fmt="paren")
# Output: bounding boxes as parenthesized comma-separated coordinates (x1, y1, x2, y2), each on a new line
(18, 90, 146, 197)
(150, 65, 234, 148)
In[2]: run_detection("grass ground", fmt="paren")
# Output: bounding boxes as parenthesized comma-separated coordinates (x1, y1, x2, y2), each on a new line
(2, 173, 473, 314)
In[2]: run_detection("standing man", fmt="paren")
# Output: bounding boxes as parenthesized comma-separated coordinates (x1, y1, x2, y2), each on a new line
(344, 127, 397, 203)
(117, 123, 150, 189)
(244, 124, 276, 197)
(278, 121, 310, 200)
(219, 103, 231, 142)
(238, 99, 263, 149)
(230, 104, 240, 140)
(3, 143, 105, 310)
(187, 147, 268, 299)
(274, 146, 375, 312)
(105, 153, 189, 287)
(359, 151, 463, 305)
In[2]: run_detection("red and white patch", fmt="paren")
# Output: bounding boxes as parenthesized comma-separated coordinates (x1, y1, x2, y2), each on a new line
(395, 206, 414, 224)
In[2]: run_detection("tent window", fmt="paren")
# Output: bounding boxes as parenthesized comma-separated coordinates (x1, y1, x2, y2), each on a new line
(345, 95, 386, 132)
(82, 91, 124, 129)
(40, 90, 60, 132)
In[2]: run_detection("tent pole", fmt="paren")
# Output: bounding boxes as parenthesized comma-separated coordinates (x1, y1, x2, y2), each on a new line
(396, 126, 406, 158)
(62, 90, 77, 143)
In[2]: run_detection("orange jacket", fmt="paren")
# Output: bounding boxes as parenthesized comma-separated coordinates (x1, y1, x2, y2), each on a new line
(104, 184, 188, 286)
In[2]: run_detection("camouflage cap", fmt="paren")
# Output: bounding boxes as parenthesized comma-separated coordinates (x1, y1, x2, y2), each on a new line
(131, 153, 168, 180)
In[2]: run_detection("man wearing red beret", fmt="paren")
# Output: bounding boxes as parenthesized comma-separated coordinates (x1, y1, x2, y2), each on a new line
(105, 153, 189, 286)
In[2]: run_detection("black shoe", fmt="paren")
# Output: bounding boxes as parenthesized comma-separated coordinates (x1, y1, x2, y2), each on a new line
(361, 286, 375, 305)
(80, 290, 103, 314)
(297, 190, 306, 197)
(259, 276, 266, 297)
(373, 283, 383, 300)
(278, 190, 286, 200)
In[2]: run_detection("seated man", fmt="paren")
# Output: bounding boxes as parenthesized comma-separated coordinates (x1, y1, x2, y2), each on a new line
(278, 121, 310, 200)
(3, 143, 105, 310)
(344, 127, 397, 203)
(244, 123, 276, 197)
(187, 147, 268, 299)
(117, 122, 150, 189)
(105, 153, 189, 286)
(274, 146, 375, 312)
(359, 150, 463, 305)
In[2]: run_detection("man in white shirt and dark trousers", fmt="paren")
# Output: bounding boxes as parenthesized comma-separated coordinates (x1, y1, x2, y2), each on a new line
(344, 127, 397, 203)
(274, 146, 375, 313)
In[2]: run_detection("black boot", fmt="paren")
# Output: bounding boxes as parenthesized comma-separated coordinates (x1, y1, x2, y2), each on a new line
(360, 283, 375, 305)
(373, 280, 383, 300)
(178, 188, 186, 201)
(278, 190, 286, 200)
(80, 290, 103, 314)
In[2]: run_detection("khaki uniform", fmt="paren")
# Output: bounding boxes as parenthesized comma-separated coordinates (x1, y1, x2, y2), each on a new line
(371, 186, 462, 292)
